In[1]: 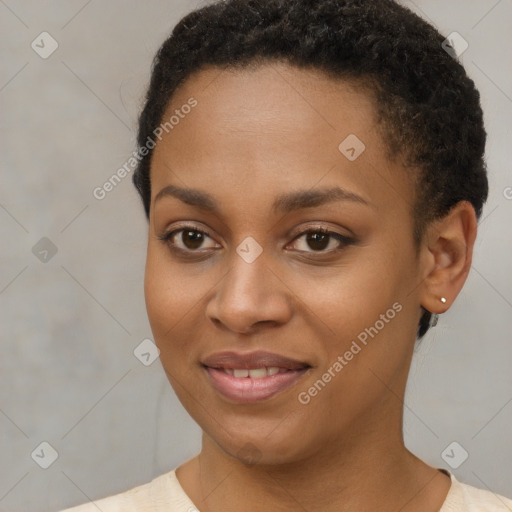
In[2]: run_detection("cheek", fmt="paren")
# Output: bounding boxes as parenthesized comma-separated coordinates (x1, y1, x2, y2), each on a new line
(144, 244, 205, 353)
(299, 251, 402, 335)
(305, 239, 417, 375)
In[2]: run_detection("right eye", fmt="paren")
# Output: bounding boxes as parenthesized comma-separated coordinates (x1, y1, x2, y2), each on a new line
(159, 224, 221, 254)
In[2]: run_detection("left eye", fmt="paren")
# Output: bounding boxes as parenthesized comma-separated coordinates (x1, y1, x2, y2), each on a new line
(289, 228, 352, 253)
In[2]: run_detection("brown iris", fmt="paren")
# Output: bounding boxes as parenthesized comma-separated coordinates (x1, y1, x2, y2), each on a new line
(306, 232, 329, 251)
(182, 230, 205, 250)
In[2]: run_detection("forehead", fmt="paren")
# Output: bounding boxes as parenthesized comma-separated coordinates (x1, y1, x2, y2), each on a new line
(150, 62, 414, 221)
(160, 62, 379, 148)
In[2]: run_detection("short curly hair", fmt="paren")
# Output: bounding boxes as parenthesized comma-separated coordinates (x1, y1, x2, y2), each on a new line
(133, 0, 488, 339)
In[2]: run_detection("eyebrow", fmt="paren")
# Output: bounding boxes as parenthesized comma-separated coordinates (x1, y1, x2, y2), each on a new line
(154, 184, 370, 214)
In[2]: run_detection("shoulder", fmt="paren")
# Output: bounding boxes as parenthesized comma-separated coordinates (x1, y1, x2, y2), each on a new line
(441, 471, 512, 512)
(58, 469, 198, 512)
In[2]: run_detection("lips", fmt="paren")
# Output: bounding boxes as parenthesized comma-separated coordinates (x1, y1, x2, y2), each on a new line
(202, 350, 311, 403)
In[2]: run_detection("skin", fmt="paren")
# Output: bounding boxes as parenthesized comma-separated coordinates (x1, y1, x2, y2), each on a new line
(144, 62, 477, 512)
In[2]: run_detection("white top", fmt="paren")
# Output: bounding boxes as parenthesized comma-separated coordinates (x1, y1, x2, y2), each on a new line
(60, 469, 512, 511)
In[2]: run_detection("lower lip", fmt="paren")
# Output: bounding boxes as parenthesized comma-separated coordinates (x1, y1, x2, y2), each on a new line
(204, 367, 309, 403)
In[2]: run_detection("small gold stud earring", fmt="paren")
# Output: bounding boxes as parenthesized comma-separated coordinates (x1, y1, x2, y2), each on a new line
(440, 297, 447, 304)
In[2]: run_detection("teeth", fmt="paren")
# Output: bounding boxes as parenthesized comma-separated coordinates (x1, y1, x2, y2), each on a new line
(248, 368, 267, 379)
(223, 367, 282, 378)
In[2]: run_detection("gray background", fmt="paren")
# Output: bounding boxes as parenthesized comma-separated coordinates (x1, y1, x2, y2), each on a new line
(0, 1, 511, 511)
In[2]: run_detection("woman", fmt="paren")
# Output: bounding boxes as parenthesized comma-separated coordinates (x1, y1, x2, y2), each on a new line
(62, 0, 512, 510)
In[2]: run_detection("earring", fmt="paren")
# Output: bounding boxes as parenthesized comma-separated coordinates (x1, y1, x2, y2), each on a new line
(428, 298, 446, 328)
(429, 313, 439, 328)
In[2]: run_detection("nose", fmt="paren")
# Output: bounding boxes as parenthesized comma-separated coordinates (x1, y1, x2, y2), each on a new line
(205, 249, 293, 334)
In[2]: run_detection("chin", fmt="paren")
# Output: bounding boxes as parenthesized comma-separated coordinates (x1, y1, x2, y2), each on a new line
(205, 424, 319, 468)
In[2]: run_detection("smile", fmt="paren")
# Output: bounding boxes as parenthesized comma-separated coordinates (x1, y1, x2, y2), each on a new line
(201, 350, 311, 403)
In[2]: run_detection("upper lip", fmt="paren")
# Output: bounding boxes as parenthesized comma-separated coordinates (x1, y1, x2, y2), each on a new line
(202, 350, 310, 370)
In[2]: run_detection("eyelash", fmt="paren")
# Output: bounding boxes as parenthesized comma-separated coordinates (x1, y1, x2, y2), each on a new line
(158, 223, 354, 258)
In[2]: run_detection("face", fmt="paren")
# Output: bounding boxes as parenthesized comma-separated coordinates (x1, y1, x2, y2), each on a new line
(145, 62, 425, 465)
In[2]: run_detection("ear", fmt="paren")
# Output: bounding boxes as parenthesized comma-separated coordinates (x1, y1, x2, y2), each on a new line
(418, 201, 478, 314)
